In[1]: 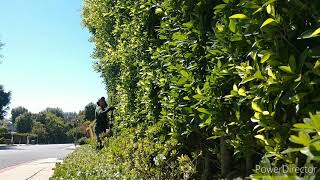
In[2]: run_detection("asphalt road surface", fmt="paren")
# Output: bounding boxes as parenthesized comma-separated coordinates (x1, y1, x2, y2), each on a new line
(0, 144, 75, 170)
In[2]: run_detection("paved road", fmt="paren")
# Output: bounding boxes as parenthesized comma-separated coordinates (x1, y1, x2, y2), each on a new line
(0, 144, 75, 170)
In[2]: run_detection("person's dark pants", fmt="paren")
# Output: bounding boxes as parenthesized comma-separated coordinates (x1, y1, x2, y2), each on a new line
(95, 128, 104, 149)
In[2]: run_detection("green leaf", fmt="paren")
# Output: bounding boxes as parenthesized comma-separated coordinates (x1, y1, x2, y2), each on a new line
(314, 60, 320, 69)
(289, 132, 310, 146)
(311, 28, 320, 37)
(193, 94, 204, 99)
(254, 112, 262, 119)
(172, 32, 187, 41)
(180, 70, 189, 78)
(260, 18, 276, 28)
(238, 87, 246, 96)
(255, 135, 267, 145)
(310, 113, 320, 129)
(213, 4, 227, 10)
(229, 20, 236, 33)
(196, 86, 202, 95)
(155, 8, 163, 15)
(229, 14, 247, 19)
(183, 96, 190, 100)
(252, 101, 263, 112)
(253, 7, 263, 15)
(267, 68, 277, 80)
(240, 76, 255, 84)
(217, 24, 224, 32)
(279, 66, 293, 74)
(207, 136, 221, 140)
(232, 84, 238, 91)
(298, 30, 319, 39)
(261, 51, 271, 63)
(293, 123, 315, 130)
(205, 117, 212, 124)
(182, 22, 193, 29)
(289, 55, 296, 72)
(254, 71, 264, 80)
(197, 108, 210, 115)
(282, 148, 304, 154)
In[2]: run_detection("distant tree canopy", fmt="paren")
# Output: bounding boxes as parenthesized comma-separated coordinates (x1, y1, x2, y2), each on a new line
(15, 112, 33, 133)
(11, 106, 28, 124)
(43, 107, 64, 118)
(3, 101, 93, 144)
(63, 112, 78, 124)
(0, 85, 11, 120)
(32, 121, 48, 141)
(84, 102, 96, 121)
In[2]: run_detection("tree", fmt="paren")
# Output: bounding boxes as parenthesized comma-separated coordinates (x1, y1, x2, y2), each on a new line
(84, 102, 96, 121)
(46, 113, 67, 143)
(43, 107, 64, 118)
(11, 106, 28, 125)
(63, 112, 78, 124)
(0, 85, 11, 120)
(15, 113, 33, 133)
(0, 126, 8, 134)
(33, 112, 71, 143)
(32, 121, 48, 143)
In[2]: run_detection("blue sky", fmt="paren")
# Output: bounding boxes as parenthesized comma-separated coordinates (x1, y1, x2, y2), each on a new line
(0, 0, 106, 115)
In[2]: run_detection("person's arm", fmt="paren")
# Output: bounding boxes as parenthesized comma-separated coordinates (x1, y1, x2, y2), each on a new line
(106, 106, 115, 113)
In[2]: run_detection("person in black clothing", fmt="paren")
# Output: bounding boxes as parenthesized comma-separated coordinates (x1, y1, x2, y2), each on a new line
(95, 97, 114, 150)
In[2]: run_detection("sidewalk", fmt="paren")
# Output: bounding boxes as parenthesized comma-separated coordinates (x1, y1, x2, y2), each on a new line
(0, 158, 62, 180)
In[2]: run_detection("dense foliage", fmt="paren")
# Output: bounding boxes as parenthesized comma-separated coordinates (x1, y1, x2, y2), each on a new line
(0, 85, 11, 120)
(60, 0, 320, 179)
(84, 102, 96, 121)
(0, 42, 10, 120)
(15, 112, 33, 133)
(11, 106, 28, 124)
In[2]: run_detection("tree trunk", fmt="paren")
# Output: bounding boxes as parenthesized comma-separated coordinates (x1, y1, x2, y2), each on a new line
(245, 149, 253, 176)
(201, 151, 209, 180)
(220, 137, 231, 178)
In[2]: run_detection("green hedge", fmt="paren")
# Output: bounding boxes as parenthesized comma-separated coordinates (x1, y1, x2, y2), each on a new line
(79, 0, 320, 178)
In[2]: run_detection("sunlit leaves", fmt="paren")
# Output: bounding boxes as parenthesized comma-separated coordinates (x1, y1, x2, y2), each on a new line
(279, 66, 293, 74)
(229, 14, 248, 19)
(260, 18, 276, 28)
(172, 32, 187, 41)
(311, 28, 320, 37)
(252, 101, 263, 113)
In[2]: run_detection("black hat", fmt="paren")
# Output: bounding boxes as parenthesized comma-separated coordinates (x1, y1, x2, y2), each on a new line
(97, 97, 107, 106)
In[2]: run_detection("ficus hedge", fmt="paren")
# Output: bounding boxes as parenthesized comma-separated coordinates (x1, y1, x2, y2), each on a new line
(81, 0, 320, 179)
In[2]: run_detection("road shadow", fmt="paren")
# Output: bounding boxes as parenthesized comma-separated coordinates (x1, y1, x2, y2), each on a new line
(0, 145, 21, 150)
